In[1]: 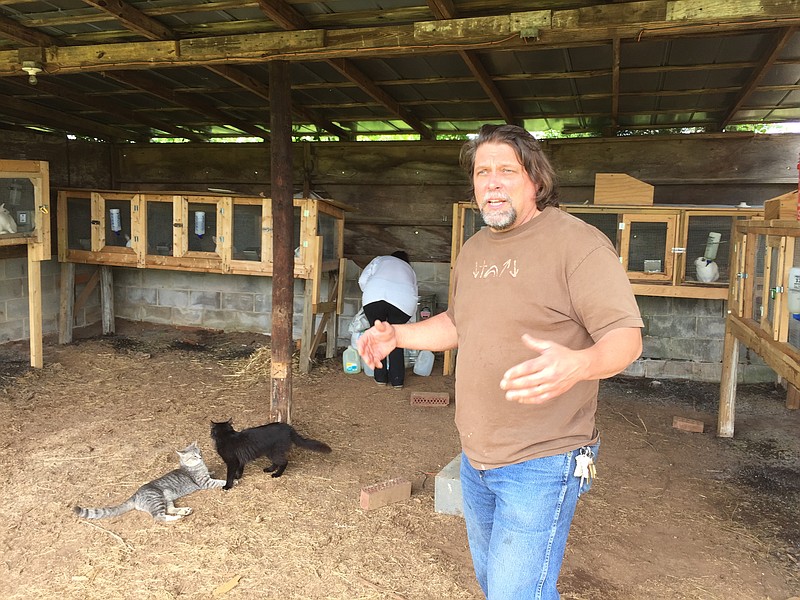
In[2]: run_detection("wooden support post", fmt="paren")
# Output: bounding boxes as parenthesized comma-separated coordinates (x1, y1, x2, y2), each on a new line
(717, 324, 740, 438)
(269, 59, 294, 425)
(26, 250, 43, 368)
(59, 262, 75, 344)
(786, 383, 800, 410)
(299, 279, 314, 374)
(325, 271, 338, 359)
(100, 265, 115, 335)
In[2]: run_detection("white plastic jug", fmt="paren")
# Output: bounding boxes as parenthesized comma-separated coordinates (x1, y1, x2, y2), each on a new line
(413, 350, 434, 376)
(789, 267, 800, 315)
(343, 346, 361, 374)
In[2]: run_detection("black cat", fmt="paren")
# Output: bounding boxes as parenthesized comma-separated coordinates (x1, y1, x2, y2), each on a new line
(210, 419, 332, 490)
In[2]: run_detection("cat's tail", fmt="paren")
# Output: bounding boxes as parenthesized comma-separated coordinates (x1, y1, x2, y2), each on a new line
(73, 497, 135, 520)
(290, 429, 332, 454)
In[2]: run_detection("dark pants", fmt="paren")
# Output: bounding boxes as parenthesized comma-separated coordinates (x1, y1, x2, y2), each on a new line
(363, 300, 412, 386)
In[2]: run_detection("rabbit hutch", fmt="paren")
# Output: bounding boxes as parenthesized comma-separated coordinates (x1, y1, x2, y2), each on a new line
(0, 159, 52, 368)
(56, 189, 347, 372)
(444, 200, 763, 375)
(719, 190, 800, 437)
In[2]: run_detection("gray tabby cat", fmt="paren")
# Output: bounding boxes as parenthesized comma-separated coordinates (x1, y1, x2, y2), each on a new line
(73, 442, 225, 523)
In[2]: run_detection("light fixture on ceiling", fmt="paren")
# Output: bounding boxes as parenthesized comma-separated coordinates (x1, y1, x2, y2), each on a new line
(21, 60, 42, 85)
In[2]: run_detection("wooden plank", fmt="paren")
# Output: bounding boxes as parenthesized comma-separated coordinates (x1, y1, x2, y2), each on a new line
(100, 265, 115, 335)
(717, 323, 739, 437)
(4, 3, 800, 75)
(58, 262, 75, 345)
(764, 190, 798, 221)
(593, 173, 654, 205)
(57, 190, 68, 262)
(269, 60, 294, 424)
(74, 268, 100, 317)
(786, 383, 800, 410)
(26, 251, 42, 368)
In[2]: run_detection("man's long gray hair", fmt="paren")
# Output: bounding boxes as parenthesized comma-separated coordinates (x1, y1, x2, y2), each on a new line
(459, 124, 560, 210)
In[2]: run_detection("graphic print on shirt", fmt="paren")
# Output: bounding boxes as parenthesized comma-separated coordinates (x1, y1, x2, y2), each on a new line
(473, 259, 519, 279)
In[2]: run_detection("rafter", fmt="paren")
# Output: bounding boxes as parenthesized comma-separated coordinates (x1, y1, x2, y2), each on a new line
(80, 0, 351, 139)
(255, 0, 309, 31)
(327, 59, 433, 139)
(0, 14, 56, 47)
(719, 26, 797, 130)
(207, 65, 352, 140)
(0, 91, 145, 140)
(81, 0, 173, 41)
(427, 0, 517, 125)
(104, 70, 269, 138)
(609, 37, 621, 133)
(8, 77, 206, 141)
(252, 0, 432, 138)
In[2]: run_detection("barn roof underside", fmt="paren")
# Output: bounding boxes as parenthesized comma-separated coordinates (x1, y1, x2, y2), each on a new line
(0, 0, 798, 142)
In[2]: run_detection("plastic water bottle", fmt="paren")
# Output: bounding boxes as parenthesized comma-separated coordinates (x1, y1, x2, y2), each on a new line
(362, 359, 374, 377)
(413, 350, 434, 376)
(343, 346, 361, 374)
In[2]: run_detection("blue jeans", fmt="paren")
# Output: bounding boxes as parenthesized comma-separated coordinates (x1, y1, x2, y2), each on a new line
(459, 441, 600, 600)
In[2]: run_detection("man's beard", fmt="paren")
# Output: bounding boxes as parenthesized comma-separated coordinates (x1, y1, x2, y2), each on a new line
(480, 197, 517, 230)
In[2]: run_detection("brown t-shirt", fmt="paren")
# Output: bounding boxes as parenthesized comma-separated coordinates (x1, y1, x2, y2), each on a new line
(447, 206, 644, 470)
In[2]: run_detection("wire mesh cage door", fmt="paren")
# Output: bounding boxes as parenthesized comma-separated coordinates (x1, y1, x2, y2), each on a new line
(620, 214, 677, 282)
(762, 234, 795, 342)
(751, 234, 766, 324)
(683, 214, 737, 285)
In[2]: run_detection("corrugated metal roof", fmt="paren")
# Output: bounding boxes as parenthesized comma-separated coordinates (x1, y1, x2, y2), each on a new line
(0, 0, 798, 141)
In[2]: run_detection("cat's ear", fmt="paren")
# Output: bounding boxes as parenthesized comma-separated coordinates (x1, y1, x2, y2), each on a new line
(226, 418, 233, 425)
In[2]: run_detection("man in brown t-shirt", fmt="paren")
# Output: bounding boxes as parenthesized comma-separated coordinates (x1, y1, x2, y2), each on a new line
(358, 124, 643, 599)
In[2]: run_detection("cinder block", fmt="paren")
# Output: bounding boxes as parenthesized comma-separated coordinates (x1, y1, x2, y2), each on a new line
(672, 416, 704, 433)
(410, 391, 450, 407)
(359, 477, 411, 510)
(434, 455, 463, 517)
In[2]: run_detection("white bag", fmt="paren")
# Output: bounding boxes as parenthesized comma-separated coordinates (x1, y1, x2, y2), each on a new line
(348, 308, 370, 334)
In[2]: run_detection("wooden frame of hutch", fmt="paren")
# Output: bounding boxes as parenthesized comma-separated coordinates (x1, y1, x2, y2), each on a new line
(0, 160, 51, 368)
(56, 189, 347, 372)
(719, 210, 800, 437)
(444, 201, 763, 375)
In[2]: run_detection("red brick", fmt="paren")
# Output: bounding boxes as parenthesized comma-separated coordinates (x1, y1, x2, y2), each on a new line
(410, 391, 450, 407)
(672, 416, 704, 433)
(359, 477, 412, 510)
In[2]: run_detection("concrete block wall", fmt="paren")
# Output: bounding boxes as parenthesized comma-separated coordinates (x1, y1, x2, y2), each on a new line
(624, 296, 775, 383)
(0, 257, 100, 343)
(113, 267, 312, 337)
(0, 255, 780, 384)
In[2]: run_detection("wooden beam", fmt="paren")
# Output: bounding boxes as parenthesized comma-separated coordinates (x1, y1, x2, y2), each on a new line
(269, 59, 294, 424)
(4, 4, 800, 74)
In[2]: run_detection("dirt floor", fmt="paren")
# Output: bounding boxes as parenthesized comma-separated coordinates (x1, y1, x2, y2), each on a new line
(1, 320, 800, 600)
